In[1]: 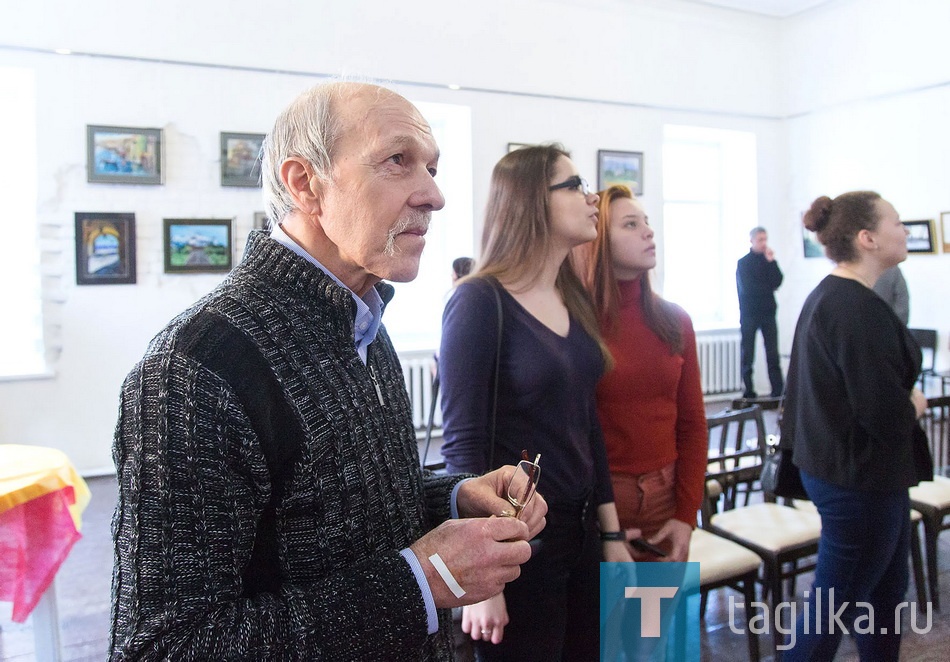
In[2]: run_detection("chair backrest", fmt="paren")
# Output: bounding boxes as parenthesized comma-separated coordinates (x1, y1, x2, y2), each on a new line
(909, 328, 938, 375)
(703, 405, 768, 523)
(924, 395, 950, 471)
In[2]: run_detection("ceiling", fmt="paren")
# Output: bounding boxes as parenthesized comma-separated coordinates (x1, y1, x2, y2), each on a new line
(677, 0, 835, 18)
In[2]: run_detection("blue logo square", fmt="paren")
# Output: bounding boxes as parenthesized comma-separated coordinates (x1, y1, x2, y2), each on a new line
(600, 562, 701, 661)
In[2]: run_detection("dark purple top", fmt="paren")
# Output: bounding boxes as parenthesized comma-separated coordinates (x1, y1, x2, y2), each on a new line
(438, 277, 614, 508)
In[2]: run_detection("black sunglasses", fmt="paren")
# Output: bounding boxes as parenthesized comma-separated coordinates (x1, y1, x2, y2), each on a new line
(548, 175, 592, 196)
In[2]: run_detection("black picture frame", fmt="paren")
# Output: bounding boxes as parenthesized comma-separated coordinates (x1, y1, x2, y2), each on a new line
(597, 149, 644, 196)
(86, 125, 163, 185)
(253, 211, 269, 230)
(903, 219, 936, 254)
(163, 218, 233, 274)
(74, 212, 137, 285)
(220, 132, 264, 187)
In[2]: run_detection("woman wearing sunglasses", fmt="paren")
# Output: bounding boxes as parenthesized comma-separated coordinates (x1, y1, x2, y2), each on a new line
(439, 144, 631, 661)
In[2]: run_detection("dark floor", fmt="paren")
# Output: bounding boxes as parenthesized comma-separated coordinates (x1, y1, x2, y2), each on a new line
(3, 405, 949, 660)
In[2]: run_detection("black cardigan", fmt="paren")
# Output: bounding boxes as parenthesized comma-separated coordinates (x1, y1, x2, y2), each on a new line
(782, 275, 932, 491)
(111, 231, 461, 660)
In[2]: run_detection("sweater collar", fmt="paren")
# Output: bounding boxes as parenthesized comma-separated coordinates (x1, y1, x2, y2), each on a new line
(617, 276, 643, 305)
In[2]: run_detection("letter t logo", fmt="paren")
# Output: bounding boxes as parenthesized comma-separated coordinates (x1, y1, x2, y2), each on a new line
(625, 587, 679, 637)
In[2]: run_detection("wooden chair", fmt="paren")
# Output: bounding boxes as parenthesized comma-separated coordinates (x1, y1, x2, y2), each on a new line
(909, 328, 938, 391)
(688, 528, 762, 661)
(909, 395, 950, 610)
(701, 406, 822, 653)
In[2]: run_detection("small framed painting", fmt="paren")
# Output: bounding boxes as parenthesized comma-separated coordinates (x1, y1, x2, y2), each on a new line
(87, 125, 163, 185)
(253, 211, 269, 230)
(940, 212, 950, 253)
(220, 132, 264, 187)
(597, 150, 644, 196)
(163, 218, 233, 273)
(903, 219, 936, 254)
(507, 142, 532, 153)
(75, 212, 136, 285)
(802, 227, 823, 258)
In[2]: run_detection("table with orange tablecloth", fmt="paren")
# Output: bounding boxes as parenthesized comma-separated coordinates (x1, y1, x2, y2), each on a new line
(0, 444, 91, 660)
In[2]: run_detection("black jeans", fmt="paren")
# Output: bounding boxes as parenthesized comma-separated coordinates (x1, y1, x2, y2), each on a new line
(740, 313, 784, 397)
(475, 500, 601, 662)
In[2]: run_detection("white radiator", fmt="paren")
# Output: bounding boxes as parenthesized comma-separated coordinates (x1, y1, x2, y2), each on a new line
(399, 350, 440, 431)
(696, 329, 743, 397)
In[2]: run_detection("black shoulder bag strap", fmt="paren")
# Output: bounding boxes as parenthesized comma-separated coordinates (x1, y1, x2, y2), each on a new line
(488, 280, 504, 469)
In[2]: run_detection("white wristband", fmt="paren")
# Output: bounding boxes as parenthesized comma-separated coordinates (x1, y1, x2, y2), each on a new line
(428, 552, 466, 599)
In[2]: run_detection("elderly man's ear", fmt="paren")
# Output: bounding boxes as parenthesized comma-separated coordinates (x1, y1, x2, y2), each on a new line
(280, 158, 324, 216)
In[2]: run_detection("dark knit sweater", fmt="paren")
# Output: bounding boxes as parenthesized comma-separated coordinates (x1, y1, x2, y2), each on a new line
(110, 231, 463, 661)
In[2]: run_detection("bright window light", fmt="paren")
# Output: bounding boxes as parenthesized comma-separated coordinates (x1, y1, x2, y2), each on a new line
(0, 67, 45, 378)
(661, 124, 757, 329)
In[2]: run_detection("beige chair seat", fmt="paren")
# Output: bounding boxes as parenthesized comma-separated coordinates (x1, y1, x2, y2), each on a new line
(793, 498, 923, 523)
(909, 476, 950, 509)
(711, 503, 821, 552)
(689, 528, 762, 586)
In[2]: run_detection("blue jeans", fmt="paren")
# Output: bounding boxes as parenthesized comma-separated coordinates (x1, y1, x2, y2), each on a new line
(783, 470, 910, 661)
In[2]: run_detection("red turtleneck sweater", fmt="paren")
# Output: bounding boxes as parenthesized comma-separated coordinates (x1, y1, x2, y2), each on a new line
(597, 278, 708, 525)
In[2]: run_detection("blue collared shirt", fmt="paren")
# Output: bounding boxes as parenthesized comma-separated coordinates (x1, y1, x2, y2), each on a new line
(269, 224, 441, 633)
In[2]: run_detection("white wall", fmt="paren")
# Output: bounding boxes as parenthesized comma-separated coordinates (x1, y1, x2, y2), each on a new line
(3, 0, 946, 474)
(777, 0, 950, 374)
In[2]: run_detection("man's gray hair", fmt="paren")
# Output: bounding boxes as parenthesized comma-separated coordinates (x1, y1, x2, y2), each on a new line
(749, 226, 767, 239)
(261, 83, 348, 225)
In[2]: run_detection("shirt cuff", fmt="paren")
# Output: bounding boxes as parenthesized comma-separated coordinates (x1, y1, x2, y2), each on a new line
(399, 548, 439, 635)
(450, 477, 472, 519)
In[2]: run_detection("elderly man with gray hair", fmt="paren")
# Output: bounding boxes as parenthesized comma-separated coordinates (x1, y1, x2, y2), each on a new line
(110, 81, 546, 661)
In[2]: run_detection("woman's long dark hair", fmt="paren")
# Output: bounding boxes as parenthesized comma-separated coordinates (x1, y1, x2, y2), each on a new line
(470, 144, 612, 367)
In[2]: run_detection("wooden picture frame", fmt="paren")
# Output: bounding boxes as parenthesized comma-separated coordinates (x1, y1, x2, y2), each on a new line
(253, 211, 269, 231)
(597, 149, 644, 196)
(507, 142, 532, 153)
(163, 218, 233, 273)
(903, 219, 936, 254)
(220, 132, 264, 187)
(86, 125, 163, 185)
(74, 212, 137, 285)
(940, 212, 950, 253)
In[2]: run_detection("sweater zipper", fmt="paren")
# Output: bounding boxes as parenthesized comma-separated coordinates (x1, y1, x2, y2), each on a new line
(368, 363, 385, 406)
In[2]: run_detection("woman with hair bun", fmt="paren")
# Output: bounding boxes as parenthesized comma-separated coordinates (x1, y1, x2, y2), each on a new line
(782, 191, 932, 660)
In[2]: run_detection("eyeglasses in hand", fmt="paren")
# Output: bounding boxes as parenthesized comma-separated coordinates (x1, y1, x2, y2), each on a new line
(504, 449, 541, 519)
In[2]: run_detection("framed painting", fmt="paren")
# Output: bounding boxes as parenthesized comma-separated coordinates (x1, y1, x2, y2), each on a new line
(86, 125, 163, 185)
(163, 218, 233, 273)
(903, 219, 936, 254)
(74, 212, 136, 285)
(507, 142, 532, 153)
(253, 211, 269, 230)
(220, 132, 264, 187)
(597, 150, 643, 195)
(802, 227, 823, 258)
(941, 212, 950, 253)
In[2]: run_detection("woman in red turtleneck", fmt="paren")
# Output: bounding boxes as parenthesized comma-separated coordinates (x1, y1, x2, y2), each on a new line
(574, 184, 708, 561)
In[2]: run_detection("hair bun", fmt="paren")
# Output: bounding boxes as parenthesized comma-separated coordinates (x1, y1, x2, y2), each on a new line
(803, 196, 832, 232)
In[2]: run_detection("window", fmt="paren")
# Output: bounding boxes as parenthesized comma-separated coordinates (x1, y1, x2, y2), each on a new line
(384, 100, 474, 352)
(661, 125, 757, 328)
(0, 66, 45, 378)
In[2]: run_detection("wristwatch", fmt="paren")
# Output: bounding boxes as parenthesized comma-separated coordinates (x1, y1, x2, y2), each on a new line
(599, 531, 626, 541)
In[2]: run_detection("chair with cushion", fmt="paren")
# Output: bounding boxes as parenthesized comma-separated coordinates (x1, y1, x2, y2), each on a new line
(688, 527, 762, 661)
(909, 395, 950, 611)
(701, 406, 822, 653)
